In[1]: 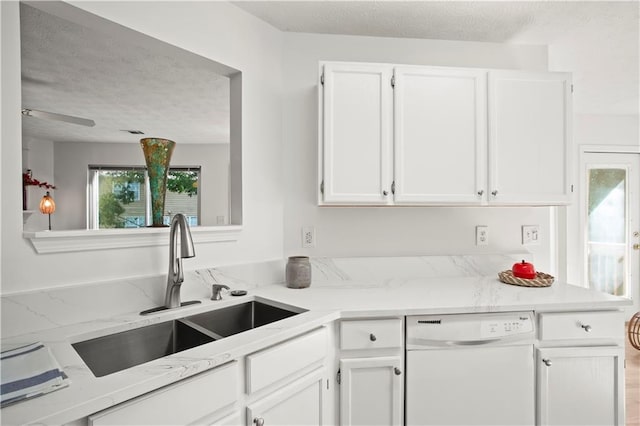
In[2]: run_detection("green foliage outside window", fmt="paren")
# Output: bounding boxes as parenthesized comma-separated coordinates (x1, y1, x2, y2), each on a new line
(99, 192, 125, 228)
(167, 171, 198, 197)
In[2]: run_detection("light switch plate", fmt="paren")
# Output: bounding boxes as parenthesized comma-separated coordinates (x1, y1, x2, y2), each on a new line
(522, 225, 540, 245)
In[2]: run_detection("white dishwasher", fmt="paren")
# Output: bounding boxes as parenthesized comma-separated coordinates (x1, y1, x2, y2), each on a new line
(406, 311, 536, 426)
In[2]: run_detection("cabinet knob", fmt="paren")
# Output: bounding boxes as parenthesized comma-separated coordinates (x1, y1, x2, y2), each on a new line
(477, 190, 484, 196)
(382, 190, 389, 196)
(581, 324, 592, 332)
(253, 417, 265, 426)
(491, 190, 498, 196)
(394, 367, 402, 375)
(369, 333, 377, 342)
(542, 359, 552, 367)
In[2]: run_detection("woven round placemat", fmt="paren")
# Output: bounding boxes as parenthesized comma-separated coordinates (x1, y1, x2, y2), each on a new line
(498, 270, 555, 287)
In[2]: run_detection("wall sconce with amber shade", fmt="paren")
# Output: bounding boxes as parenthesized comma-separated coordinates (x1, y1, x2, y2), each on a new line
(39, 191, 56, 230)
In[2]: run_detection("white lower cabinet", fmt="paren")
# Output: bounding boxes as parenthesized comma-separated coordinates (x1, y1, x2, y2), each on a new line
(536, 310, 626, 426)
(246, 368, 327, 426)
(245, 327, 330, 426)
(338, 318, 404, 426)
(339, 357, 403, 426)
(74, 310, 628, 426)
(88, 361, 239, 426)
(537, 346, 625, 426)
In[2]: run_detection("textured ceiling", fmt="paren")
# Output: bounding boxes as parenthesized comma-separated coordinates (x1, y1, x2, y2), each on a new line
(232, 1, 634, 44)
(234, 1, 639, 115)
(20, 3, 230, 146)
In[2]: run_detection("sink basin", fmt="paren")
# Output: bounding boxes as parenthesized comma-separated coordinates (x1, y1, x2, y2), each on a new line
(184, 300, 303, 338)
(72, 300, 304, 377)
(72, 320, 214, 377)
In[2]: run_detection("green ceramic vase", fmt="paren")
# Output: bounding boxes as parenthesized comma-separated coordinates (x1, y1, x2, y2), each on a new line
(140, 138, 176, 227)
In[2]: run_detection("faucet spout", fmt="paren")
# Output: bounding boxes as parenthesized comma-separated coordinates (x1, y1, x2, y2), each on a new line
(165, 213, 195, 309)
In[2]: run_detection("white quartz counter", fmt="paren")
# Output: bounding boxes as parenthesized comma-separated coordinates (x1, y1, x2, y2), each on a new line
(0, 255, 631, 425)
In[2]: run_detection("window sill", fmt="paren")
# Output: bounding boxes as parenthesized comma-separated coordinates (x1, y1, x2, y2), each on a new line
(23, 226, 242, 254)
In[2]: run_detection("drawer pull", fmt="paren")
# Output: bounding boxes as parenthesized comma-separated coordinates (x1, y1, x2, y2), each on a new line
(254, 417, 265, 426)
(394, 367, 402, 375)
(369, 333, 377, 342)
(542, 359, 552, 367)
(581, 324, 592, 332)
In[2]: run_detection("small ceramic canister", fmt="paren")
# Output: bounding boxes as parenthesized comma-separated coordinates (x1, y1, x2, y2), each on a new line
(286, 256, 311, 289)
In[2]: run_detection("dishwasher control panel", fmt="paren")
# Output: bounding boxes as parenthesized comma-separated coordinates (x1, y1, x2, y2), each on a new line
(480, 314, 533, 338)
(406, 311, 535, 348)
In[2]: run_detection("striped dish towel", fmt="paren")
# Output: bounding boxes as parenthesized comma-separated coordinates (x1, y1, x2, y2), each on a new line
(1, 342, 70, 407)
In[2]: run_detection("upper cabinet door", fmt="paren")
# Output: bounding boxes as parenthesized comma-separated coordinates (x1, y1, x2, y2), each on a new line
(321, 63, 393, 204)
(488, 71, 572, 205)
(394, 67, 487, 204)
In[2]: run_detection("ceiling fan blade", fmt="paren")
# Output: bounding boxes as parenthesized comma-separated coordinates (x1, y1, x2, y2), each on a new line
(21, 108, 95, 127)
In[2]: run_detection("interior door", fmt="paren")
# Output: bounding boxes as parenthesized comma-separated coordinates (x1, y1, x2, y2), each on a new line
(581, 152, 640, 316)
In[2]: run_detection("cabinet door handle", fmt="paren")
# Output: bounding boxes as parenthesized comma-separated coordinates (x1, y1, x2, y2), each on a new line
(382, 190, 389, 196)
(369, 333, 377, 341)
(491, 190, 498, 196)
(542, 359, 552, 367)
(394, 367, 402, 375)
(581, 324, 592, 332)
(254, 417, 265, 426)
(477, 190, 484, 196)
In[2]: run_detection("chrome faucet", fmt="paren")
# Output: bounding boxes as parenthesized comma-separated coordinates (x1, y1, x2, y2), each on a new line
(164, 213, 196, 309)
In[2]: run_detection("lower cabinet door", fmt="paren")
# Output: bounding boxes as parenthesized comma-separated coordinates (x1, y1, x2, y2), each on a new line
(197, 410, 242, 426)
(340, 356, 403, 426)
(89, 362, 238, 426)
(246, 368, 326, 426)
(537, 347, 625, 426)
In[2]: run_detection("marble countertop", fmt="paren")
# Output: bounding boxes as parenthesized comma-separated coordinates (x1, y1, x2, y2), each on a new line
(0, 255, 631, 425)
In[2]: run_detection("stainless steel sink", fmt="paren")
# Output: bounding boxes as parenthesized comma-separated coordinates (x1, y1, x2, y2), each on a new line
(183, 301, 303, 338)
(72, 300, 304, 377)
(72, 320, 214, 377)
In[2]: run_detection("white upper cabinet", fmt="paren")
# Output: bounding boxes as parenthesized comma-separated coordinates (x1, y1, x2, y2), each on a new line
(319, 62, 572, 206)
(320, 63, 393, 204)
(394, 66, 487, 204)
(488, 70, 572, 205)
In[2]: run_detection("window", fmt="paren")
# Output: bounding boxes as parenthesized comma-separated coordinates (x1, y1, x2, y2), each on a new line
(88, 166, 201, 229)
(113, 181, 141, 202)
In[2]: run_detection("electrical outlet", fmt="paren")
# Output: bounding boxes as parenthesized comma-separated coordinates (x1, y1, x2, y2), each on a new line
(522, 225, 540, 245)
(302, 226, 315, 248)
(476, 226, 489, 246)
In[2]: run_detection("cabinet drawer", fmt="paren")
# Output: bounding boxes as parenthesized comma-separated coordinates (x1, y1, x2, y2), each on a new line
(246, 327, 327, 394)
(89, 361, 238, 426)
(538, 311, 624, 341)
(340, 318, 402, 350)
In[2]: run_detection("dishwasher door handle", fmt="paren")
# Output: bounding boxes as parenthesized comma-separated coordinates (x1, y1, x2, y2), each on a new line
(447, 339, 501, 346)
(407, 338, 502, 347)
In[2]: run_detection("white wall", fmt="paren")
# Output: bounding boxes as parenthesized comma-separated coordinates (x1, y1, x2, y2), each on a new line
(281, 32, 555, 273)
(1, 1, 284, 294)
(547, 22, 639, 286)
